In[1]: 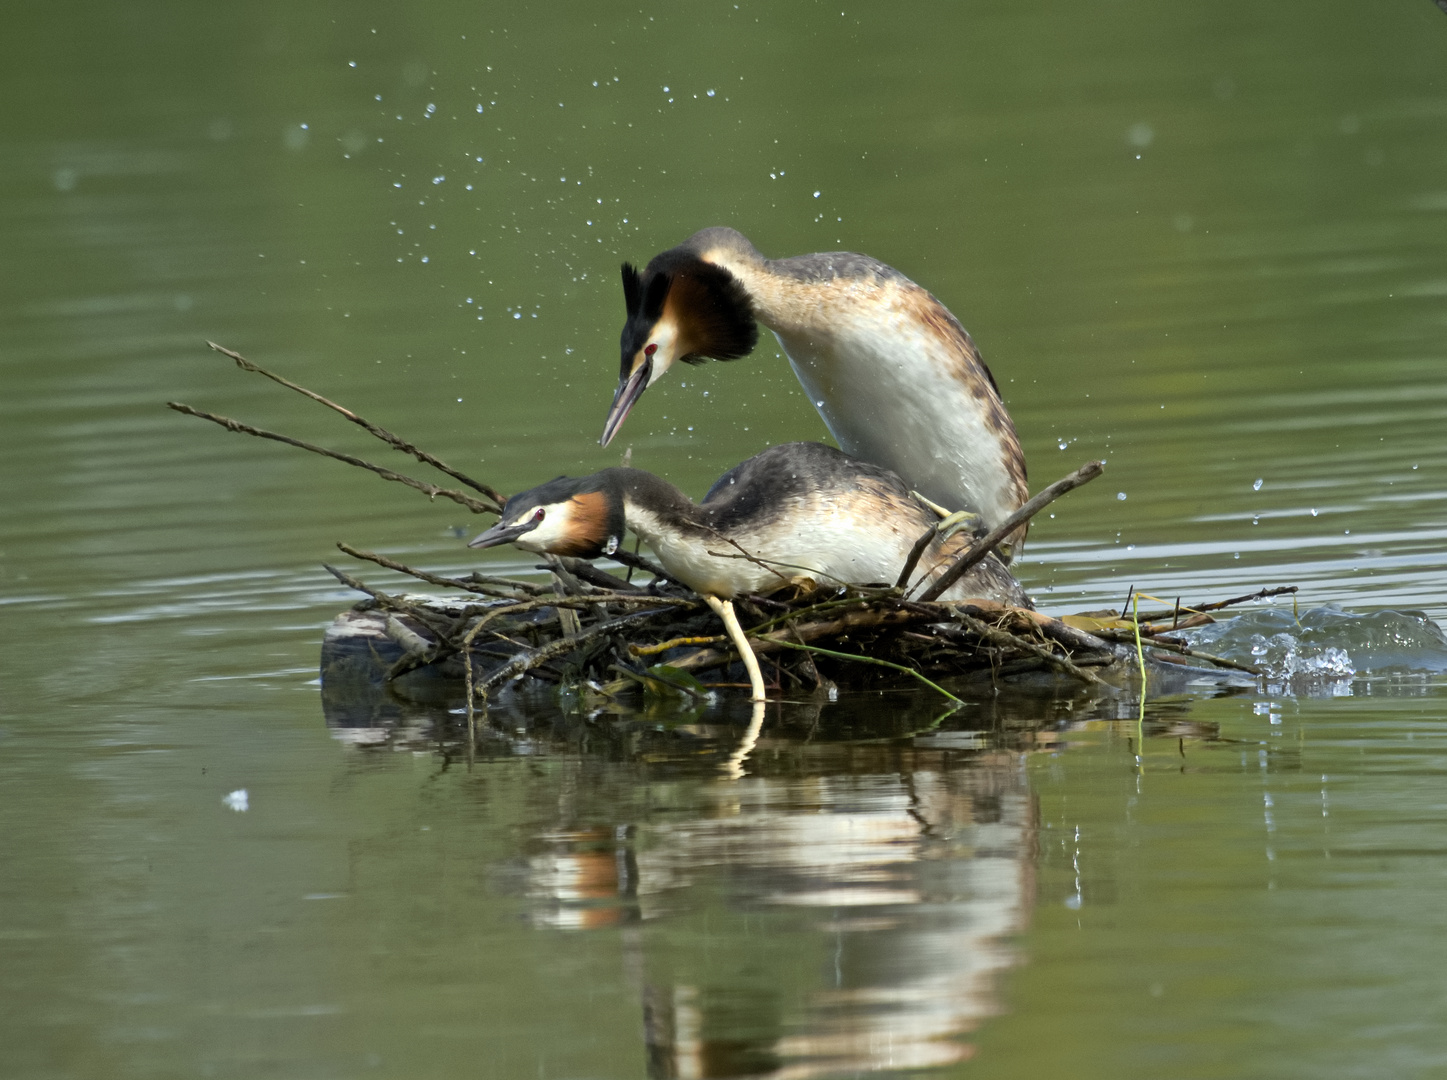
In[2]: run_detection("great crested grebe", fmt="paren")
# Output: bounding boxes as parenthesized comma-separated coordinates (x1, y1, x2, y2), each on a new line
(469, 442, 1029, 700)
(599, 227, 1030, 554)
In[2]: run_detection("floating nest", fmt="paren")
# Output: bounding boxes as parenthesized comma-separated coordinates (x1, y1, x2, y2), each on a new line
(169, 342, 1280, 716)
(317, 551, 1281, 713)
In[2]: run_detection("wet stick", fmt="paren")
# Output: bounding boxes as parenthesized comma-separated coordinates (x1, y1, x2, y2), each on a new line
(765, 639, 964, 704)
(915, 460, 1105, 602)
(170, 403, 500, 516)
(338, 543, 535, 599)
(206, 341, 506, 509)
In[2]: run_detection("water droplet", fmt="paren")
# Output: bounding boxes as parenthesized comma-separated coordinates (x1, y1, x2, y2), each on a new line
(1058, 440, 1068, 450)
(1253, 478, 1263, 491)
(1311, 508, 1318, 517)
(426, 103, 436, 114)
(707, 88, 716, 96)
(1116, 492, 1127, 501)
(433, 175, 445, 184)
(813, 190, 821, 198)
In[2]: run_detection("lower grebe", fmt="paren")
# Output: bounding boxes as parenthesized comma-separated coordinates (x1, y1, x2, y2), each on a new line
(469, 443, 1029, 699)
(599, 227, 1030, 555)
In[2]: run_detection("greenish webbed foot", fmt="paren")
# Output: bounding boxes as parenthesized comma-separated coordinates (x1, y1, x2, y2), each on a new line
(933, 509, 983, 543)
(911, 491, 984, 542)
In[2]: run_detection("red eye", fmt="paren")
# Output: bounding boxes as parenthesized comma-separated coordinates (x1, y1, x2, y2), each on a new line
(532, 507, 546, 522)
(644, 343, 657, 357)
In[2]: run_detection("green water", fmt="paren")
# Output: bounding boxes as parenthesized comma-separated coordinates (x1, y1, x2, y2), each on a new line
(4, 2, 1447, 1077)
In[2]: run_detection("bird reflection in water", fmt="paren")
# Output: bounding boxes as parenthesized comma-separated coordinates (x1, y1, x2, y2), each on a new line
(519, 740, 1034, 1077)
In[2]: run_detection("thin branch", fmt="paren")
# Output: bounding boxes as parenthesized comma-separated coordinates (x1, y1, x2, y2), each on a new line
(630, 633, 726, 656)
(467, 571, 548, 596)
(608, 663, 710, 701)
(337, 543, 533, 599)
(169, 403, 501, 515)
(766, 639, 964, 704)
(1091, 629, 1263, 676)
(926, 607, 1105, 687)
(206, 341, 507, 508)
(477, 608, 677, 694)
(607, 547, 683, 586)
(915, 460, 1105, 602)
(544, 555, 646, 593)
(894, 523, 940, 590)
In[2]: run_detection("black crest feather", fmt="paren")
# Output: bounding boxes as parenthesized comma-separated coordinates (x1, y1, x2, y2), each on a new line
(619, 246, 757, 377)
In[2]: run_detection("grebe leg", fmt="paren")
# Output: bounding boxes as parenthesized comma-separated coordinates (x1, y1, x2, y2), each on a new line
(910, 491, 983, 542)
(704, 595, 766, 702)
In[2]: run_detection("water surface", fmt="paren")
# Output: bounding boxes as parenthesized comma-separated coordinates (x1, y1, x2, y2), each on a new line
(3, 2, 1447, 1077)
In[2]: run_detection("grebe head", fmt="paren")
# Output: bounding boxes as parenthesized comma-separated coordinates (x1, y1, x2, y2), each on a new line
(468, 474, 625, 558)
(601, 241, 758, 446)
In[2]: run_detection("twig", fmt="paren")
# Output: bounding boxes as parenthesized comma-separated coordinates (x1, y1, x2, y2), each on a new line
(608, 663, 709, 701)
(1092, 629, 1263, 676)
(766, 639, 964, 704)
(545, 555, 645, 593)
(477, 608, 677, 693)
(936, 608, 1105, 687)
(670, 605, 938, 672)
(1128, 586, 1298, 623)
(630, 633, 726, 656)
(703, 533, 794, 589)
(206, 341, 507, 508)
(338, 543, 532, 599)
(1184, 585, 1298, 614)
(467, 571, 548, 596)
(894, 523, 939, 590)
(916, 460, 1105, 601)
(169, 403, 500, 515)
(608, 547, 682, 586)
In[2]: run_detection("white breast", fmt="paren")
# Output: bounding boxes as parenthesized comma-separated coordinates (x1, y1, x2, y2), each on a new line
(773, 314, 1017, 531)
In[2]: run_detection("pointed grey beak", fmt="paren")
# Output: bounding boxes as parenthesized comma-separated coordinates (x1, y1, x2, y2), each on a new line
(468, 518, 535, 550)
(600, 356, 652, 447)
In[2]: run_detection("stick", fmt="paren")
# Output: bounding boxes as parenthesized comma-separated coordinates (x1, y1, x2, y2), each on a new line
(1091, 629, 1263, 676)
(206, 341, 507, 508)
(1183, 585, 1298, 614)
(894, 524, 939, 590)
(915, 460, 1105, 602)
(476, 608, 677, 694)
(338, 543, 533, 599)
(607, 663, 709, 701)
(629, 633, 726, 656)
(169, 403, 500, 515)
(704, 596, 766, 701)
(766, 639, 964, 704)
(934, 609, 1105, 687)
(467, 572, 548, 596)
(671, 605, 939, 672)
(544, 556, 645, 593)
(608, 547, 683, 586)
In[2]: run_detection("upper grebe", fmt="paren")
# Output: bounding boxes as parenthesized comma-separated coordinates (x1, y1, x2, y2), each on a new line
(599, 227, 1030, 554)
(468, 442, 1027, 606)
